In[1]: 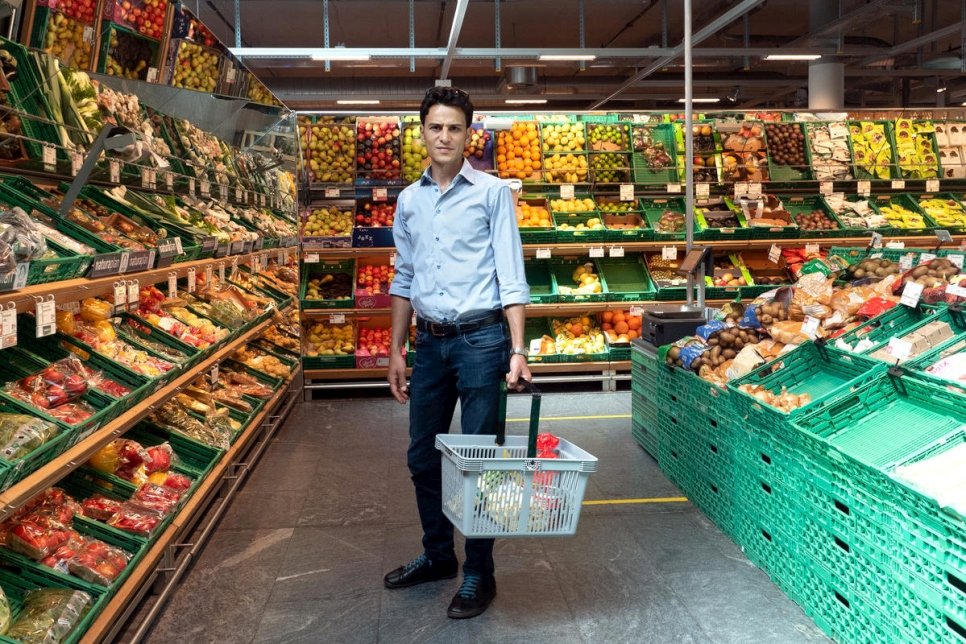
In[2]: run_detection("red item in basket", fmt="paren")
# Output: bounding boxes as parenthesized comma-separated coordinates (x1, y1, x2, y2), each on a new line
(154, 472, 192, 492)
(81, 495, 123, 522)
(132, 483, 182, 516)
(855, 297, 897, 320)
(9, 520, 74, 560)
(39, 531, 84, 572)
(107, 503, 163, 536)
(67, 538, 130, 586)
(144, 444, 173, 473)
(535, 433, 560, 453)
(114, 440, 150, 481)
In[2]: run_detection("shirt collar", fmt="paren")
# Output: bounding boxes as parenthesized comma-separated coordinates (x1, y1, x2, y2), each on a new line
(420, 159, 477, 187)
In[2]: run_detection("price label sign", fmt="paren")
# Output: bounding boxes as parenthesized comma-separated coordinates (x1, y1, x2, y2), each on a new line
(200, 179, 211, 197)
(188, 177, 196, 196)
(662, 246, 678, 261)
(948, 254, 964, 269)
(164, 171, 173, 191)
(535, 248, 551, 259)
(35, 297, 56, 338)
(529, 338, 542, 355)
(41, 144, 56, 172)
(320, 187, 339, 199)
(277, 250, 285, 264)
(805, 243, 821, 254)
(898, 254, 914, 271)
(249, 254, 258, 274)
(926, 179, 940, 193)
(305, 253, 320, 263)
(667, 183, 682, 194)
(629, 305, 645, 317)
(936, 229, 954, 244)
(733, 183, 748, 200)
(209, 363, 219, 386)
(900, 280, 924, 308)
(819, 181, 834, 196)
(82, 25, 93, 42)
(857, 180, 871, 197)
(619, 184, 635, 201)
(559, 184, 575, 200)
(70, 152, 82, 177)
(946, 283, 966, 298)
(747, 182, 762, 199)
(372, 188, 388, 202)
(127, 280, 139, 311)
(589, 247, 604, 258)
(695, 183, 710, 199)
(871, 232, 883, 249)
(167, 273, 177, 298)
(141, 167, 154, 189)
(0, 304, 16, 350)
(886, 240, 906, 249)
(891, 179, 906, 190)
(329, 313, 346, 324)
(230, 257, 239, 279)
(218, 262, 225, 282)
(146, 67, 158, 83)
(236, 187, 243, 202)
(802, 316, 820, 339)
(768, 244, 782, 263)
(113, 281, 127, 314)
(205, 265, 213, 285)
(609, 246, 625, 258)
(187, 268, 196, 293)
(887, 337, 913, 361)
(226, 67, 237, 84)
(109, 159, 120, 183)
(919, 253, 937, 264)
(218, 182, 226, 199)
(259, 194, 266, 207)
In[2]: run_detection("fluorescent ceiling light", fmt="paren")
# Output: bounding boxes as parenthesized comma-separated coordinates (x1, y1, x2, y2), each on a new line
(505, 99, 548, 105)
(538, 55, 597, 61)
(937, 86, 947, 93)
(763, 54, 822, 61)
(677, 98, 721, 104)
(310, 52, 371, 62)
(337, 99, 381, 105)
(229, 47, 370, 60)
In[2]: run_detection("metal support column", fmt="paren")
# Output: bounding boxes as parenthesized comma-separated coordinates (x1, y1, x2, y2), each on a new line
(323, 0, 331, 73)
(234, 0, 241, 48)
(578, 0, 586, 71)
(494, 0, 501, 71)
(684, 0, 695, 306)
(409, 0, 415, 73)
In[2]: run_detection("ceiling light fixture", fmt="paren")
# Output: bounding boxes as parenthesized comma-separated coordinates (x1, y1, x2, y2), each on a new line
(505, 99, 548, 104)
(229, 47, 371, 61)
(677, 98, 721, 104)
(336, 99, 381, 105)
(763, 54, 822, 61)
(538, 55, 597, 61)
(310, 53, 372, 62)
(937, 86, 947, 93)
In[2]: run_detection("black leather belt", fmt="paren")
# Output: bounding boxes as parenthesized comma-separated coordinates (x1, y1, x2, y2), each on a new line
(416, 310, 504, 337)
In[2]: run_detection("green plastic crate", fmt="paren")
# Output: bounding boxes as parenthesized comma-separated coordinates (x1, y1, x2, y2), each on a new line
(299, 260, 354, 310)
(639, 197, 691, 241)
(0, 564, 107, 644)
(524, 259, 557, 304)
(547, 258, 606, 303)
(778, 194, 849, 239)
(763, 122, 812, 183)
(630, 124, 678, 184)
(115, 314, 203, 370)
(596, 256, 656, 302)
(868, 193, 936, 236)
(830, 303, 946, 353)
(849, 120, 899, 182)
(524, 317, 559, 364)
(552, 211, 605, 243)
(694, 199, 751, 241)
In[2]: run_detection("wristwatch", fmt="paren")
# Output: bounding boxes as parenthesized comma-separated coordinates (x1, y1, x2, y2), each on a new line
(510, 346, 529, 358)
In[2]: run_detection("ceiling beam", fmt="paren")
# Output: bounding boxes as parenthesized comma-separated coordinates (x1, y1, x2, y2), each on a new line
(587, 0, 766, 110)
(439, 0, 470, 79)
(855, 22, 965, 67)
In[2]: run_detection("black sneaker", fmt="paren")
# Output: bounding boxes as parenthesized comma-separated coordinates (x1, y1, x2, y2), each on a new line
(384, 554, 458, 589)
(446, 574, 496, 619)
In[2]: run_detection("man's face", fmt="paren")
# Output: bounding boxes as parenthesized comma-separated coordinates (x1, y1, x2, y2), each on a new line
(422, 104, 470, 167)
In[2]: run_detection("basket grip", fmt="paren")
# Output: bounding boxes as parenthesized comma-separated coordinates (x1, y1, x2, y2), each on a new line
(494, 379, 542, 456)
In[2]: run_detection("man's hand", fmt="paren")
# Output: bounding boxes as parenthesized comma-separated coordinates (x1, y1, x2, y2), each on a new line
(388, 353, 409, 403)
(506, 353, 532, 391)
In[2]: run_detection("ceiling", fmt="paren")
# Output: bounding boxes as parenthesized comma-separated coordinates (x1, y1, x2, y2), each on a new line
(189, 0, 966, 111)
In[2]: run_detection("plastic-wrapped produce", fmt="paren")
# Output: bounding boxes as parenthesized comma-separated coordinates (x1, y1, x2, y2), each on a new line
(66, 537, 130, 586)
(0, 584, 10, 634)
(0, 414, 59, 461)
(5, 588, 91, 644)
(107, 502, 163, 536)
(149, 400, 230, 450)
(131, 482, 182, 516)
(80, 494, 122, 522)
(0, 208, 48, 263)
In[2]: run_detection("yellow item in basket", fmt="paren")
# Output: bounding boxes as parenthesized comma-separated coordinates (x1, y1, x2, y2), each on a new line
(88, 441, 120, 474)
(56, 310, 75, 336)
(80, 298, 112, 323)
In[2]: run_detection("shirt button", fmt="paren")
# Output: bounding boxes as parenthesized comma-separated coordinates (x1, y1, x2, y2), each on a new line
(435, 236, 439, 241)
(439, 291, 444, 296)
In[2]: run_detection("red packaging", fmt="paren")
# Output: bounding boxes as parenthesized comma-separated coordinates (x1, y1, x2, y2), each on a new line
(145, 443, 173, 473)
(107, 503, 164, 536)
(132, 483, 181, 515)
(67, 538, 130, 586)
(81, 495, 123, 522)
(855, 297, 898, 320)
(114, 440, 150, 481)
(9, 520, 74, 560)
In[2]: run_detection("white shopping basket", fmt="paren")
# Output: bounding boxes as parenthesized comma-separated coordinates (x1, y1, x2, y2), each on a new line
(435, 381, 597, 538)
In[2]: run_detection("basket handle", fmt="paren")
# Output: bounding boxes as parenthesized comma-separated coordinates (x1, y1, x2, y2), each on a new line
(494, 379, 542, 458)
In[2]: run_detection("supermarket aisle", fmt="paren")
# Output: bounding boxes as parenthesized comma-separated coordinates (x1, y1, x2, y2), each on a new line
(138, 392, 829, 644)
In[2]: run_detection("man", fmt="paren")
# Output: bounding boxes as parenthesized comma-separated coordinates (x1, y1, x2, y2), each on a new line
(384, 86, 531, 619)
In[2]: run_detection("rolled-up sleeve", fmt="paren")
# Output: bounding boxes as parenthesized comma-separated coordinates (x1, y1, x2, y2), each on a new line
(389, 192, 414, 299)
(488, 183, 530, 307)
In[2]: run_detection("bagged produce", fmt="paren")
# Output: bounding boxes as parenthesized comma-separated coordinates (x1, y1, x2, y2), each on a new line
(66, 537, 130, 586)
(0, 414, 59, 461)
(0, 208, 48, 264)
(0, 584, 10, 634)
(131, 483, 182, 516)
(107, 502, 164, 536)
(9, 519, 75, 561)
(80, 494, 123, 522)
(5, 587, 91, 644)
(768, 320, 818, 345)
(79, 298, 112, 323)
(661, 336, 709, 371)
(147, 471, 192, 492)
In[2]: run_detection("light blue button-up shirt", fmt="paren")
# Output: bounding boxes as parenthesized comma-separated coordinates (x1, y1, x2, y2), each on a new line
(389, 159, 529, 322)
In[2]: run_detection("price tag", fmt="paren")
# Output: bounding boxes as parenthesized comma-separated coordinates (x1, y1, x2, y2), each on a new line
(174, 237, 183, 255)
(662, 246, 678, 260)
(747, 182, 762, 199)
(886, 240, 906, 249)
(226, 67, 237, 84)
(733, 183, 748, 200)
(695, 183, 710, 198)
(936, 229, 954, 244)
(529, 338, 543, 355)
(589, 247, 604, 258)
(919, 253, 937, 264)
(42, 144, 55, 172)
(372, 188, 388, 202)
(899, 254, 914, 271)
(559, 184, 575, 200)
(857, 180, 871, 197)
(609, 246, 625, 258)
(127, 280, 139, 311)
(900, 280, 924, 307)
(819, 181, 833, 196)
(619, 184, 635, 201)
(209, 363, 219, 385)
(259, 194, 266, 207)
(188, 177, 196, 196)
(948, 254, 964, 269)
(167, 273, 177, 298)
(324, 187, 340, 199)
(200, 179, 211, 197)
(141, 167, 154, 189)
(946, 283, 966, 298)
(629, 305, 645, 317)
(667, 183, 682, 194)
(113, 281, 127, 313)
(82, 25, 93, 42)
(277, 250, 285, 264)
(187, 268, 196, 293)
(236, 187, 243, 201)
(230, 258, 239, 279)
(70, 151, 82, 177)
(305, 253, 320, 263)
(389, 253, 396, 266)
(164, 171, 173, 191)
(12, 263, 27, 290)
(870, 252, 883, 259)
(329, 314, 346, 324)
(805, 243, 821, 254)
(218, 263, 225, 282)
(926, 179, 940, 193)
(218, 182, 226, 199)
(891, 179, 906, 190)
(768, 244, 781, 263)
(871, 232, 883, 249)
(0, 305, 16, 349)
(146, 67, 158, 83)
(205, 265, 213, 285)
(536, 248, 551, 259)
(35, 297, 56, 338)
(109, 159, 120, 183)
(802, 316, 820, 339)
(249, 254, 258, 274)
(887, 337, 913, 361)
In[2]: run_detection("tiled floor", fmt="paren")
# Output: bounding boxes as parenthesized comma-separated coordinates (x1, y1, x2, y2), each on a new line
(136, 392, 830, 644)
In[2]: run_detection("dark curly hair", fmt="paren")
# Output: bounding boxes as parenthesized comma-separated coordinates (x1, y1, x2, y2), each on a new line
(419, 87, 473, 127)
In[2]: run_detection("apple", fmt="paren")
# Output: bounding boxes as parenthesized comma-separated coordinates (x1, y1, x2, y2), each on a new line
(355, 264, 394, 296)
(357, 121, 401, 180)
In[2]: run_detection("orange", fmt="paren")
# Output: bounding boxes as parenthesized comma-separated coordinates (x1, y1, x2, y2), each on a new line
(612, 311, 626, 324)
(602, 311, 613, 323)
(614, 321, 629, 335)
(628, 329, 639, 340)
(571, 324, 584, 336)
(627, 317, 641, 331)
(601, 322, 613, 331)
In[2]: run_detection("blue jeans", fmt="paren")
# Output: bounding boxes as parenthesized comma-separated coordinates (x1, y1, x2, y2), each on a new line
(408, 321, 508, 577)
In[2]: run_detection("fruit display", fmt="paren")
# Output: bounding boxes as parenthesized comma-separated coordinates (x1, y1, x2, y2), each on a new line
(707, 254, 750, 287)
(896, 257, 959, 289)
(557, 262, 602, 296)
(43, 12, 94, 69)
(233, 345, 293, 378)
(823, 194, 888, 229)
(893, 118, 939, 179)
(686, 123, 718, 153)
(247, 78, 277, 106)
(103, 29, 156, 79)
(918, 197, 966, 229)
(765, 123, 808, 172)
(541, 122, 586, 153)
(698, 199, 742, 229)
(875, 198, 929, 229)
(555, 215, 603, 234)
(597, 200, 636, 213)
(550, 197, 596, 214)
(654, 210, 685, 234)
(647, 255, 687, 288)
(550, 316, 606, 356)
(303, 121, 355, 184)
(936, 121, 966, 179)
(302, 205, 353, 238)
(515, 201, 552, 228)
(497, 122, 542, 181)
(303, 320, 355, 358)
(402, 123, 429, 182)
(590, 153, 630, 183)
(740, 194, 794, 229)
(587, 123, 629, 151)
(600, 309, 642, 343)
(356, 119, 401, 181)
(689, 154, 719, 183)
(806, 122, 853, 181)
(849, 121, 895, 180)
(465, 127, 491, 160)
(304, 271, 352, 303)
(105, 0, 168, 40)
(355, 263, 394, 297)
(356, 201, 394, 227)
(736, 383, 813, 412)
(793, 209, 839, 232)
(720, 123, 768, 182)
(57, 0, 98, 24)
(632, 126, 674, 172)
(170, 40, 219, 92)
(543, 153, 588, 184)
(842, 257, 901, 282)
(356, 326, 391, 359)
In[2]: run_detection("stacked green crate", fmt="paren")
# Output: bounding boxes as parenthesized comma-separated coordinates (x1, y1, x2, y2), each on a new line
(630, 342, 659, 458)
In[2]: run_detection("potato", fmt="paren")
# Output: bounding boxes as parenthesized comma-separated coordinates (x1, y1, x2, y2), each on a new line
(723, 348, 736, 359)
(668, 347, 681, 360)
(719, 331, 735, 345)
(735, 338, 745, 349)
(854, 268, 866, 279)
(761, 314, 773, 325)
